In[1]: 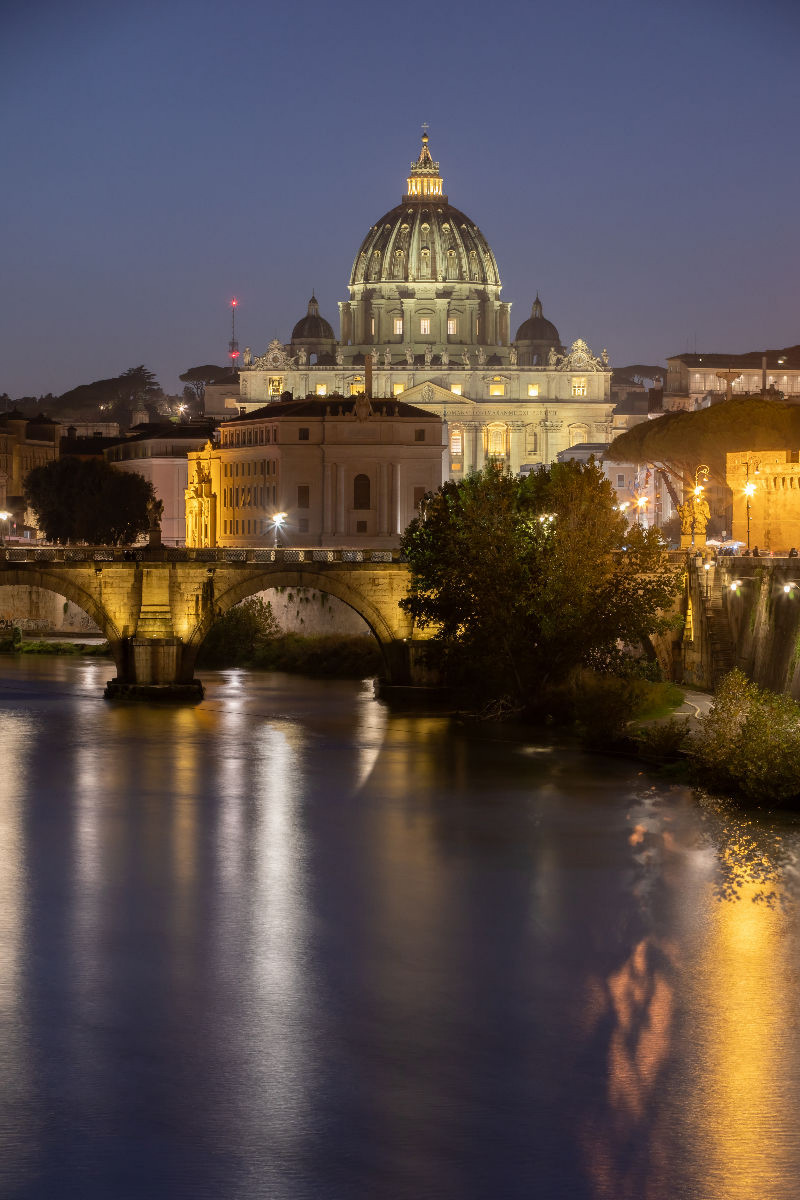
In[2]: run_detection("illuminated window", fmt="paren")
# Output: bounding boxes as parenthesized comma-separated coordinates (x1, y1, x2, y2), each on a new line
(315, 383, 327, 397)
(572, 377, 587, 396)
(489, 383, 506, 397)
(370, 317, 375, 336)
(350, 378, 364, 395)
(450, 428, 463, 455)
(451, 384, 462, 396)
(420, 318, 431, 336)
(268, 376, 282, 398)
(528, 384, 539, 397)
(488, 427, 505, 456)
(393, 383, 405, 396)
(393, 318, 403, 336)
(447, 318, 457, 336)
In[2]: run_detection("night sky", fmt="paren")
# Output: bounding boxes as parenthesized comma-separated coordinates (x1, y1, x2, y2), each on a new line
(2, 0, 798, 399)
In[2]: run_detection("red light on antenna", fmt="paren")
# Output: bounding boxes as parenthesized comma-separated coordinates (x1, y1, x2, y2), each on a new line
(231, 297, 238, 307)
(229, 350, 240, 360)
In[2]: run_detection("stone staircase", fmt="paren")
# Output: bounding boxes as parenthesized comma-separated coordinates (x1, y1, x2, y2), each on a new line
(702, 565, 736, 683)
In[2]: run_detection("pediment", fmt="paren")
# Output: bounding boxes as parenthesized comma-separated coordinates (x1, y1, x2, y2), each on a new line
(402, 380, 474, 408)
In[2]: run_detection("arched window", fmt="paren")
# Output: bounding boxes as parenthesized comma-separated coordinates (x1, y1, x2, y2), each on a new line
(420, 247, 430, 278)
(569, 424, 589, 447)
(393, 250, 405, 279)
(353, 474, 371, 510)
(446, 250, 458, 281)
(488, 426, 506, 456)
(450, 428, 463, 456)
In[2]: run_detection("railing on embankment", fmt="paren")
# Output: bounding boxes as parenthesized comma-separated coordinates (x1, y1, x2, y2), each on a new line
(0, 546, 404, 566)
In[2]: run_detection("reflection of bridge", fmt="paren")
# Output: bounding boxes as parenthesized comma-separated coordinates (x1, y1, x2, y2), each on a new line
(0, 546, 428, 699)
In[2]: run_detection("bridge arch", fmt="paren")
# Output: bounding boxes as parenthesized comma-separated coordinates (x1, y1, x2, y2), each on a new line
(183, 568, 408, 677)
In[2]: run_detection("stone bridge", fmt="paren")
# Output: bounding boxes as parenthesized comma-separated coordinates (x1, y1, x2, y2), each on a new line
(0, 546, 429, 699)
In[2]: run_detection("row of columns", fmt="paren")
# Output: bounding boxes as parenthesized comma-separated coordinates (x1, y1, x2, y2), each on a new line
(340, 296, 511, 348)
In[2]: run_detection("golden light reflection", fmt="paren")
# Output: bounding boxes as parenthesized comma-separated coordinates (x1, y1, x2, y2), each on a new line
(686, 880, 795, 1199)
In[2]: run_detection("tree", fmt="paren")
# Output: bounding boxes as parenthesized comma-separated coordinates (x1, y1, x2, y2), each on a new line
(400, 462, 680, 707)
(24, 458, 156, 545)
(197, 597, 280, 667)
(606, 395, 800, 491)
(179, 364, 229, 408)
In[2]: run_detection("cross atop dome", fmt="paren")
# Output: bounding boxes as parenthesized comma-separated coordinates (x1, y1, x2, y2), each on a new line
(405, 128, 446, 201)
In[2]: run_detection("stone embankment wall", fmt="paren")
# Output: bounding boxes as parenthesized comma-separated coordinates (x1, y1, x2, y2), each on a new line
(255, 588, 370, 636)
(0, 585, 101, 635)
(683, 558, 800, 698)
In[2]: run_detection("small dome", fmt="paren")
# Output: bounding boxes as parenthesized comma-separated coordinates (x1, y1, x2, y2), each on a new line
(291, 295, 334, 343)
(514, 295, 560, 346)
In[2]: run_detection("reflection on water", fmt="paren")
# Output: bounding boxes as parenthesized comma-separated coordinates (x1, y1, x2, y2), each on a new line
(1, 657, 800, 1198)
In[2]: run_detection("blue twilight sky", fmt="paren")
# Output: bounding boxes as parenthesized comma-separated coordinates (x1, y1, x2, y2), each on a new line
(1, 0, 798, 399)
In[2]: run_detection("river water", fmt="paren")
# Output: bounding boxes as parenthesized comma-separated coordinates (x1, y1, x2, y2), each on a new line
(2, 656, 800, 1199)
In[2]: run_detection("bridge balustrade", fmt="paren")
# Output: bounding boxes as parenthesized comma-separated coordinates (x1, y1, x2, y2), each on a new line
(0, 545, 404, 566)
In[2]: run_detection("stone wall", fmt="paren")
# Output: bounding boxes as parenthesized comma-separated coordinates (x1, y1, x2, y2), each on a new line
(0, 585, 102, 635)
(254, 587, 370, 636)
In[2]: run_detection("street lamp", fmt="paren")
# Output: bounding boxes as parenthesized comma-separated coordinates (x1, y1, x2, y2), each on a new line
(743, 481, 756, 550)
(272, 511, 286, 548)
(0, 510, 11, 546)
(636, 495, 648, 525)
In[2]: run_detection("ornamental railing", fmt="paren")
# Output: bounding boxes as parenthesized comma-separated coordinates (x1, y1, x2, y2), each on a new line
(0, 545, 403, 565)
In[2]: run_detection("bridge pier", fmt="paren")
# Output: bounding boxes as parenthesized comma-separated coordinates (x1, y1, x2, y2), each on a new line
(104, 637, 204, 703)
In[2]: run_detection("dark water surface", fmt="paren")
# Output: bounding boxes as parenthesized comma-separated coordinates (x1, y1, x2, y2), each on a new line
(2, 656, 800, 1199)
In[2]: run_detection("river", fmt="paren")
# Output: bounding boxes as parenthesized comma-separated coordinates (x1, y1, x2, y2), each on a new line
(1, 655, 800, 1199)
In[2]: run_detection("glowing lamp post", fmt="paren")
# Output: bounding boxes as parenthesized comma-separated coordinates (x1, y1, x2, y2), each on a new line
(272, 511, 286, 548)
(743, 481, 756, 550)
(636, 495, 648, 526)
(0, 510, 11, 546)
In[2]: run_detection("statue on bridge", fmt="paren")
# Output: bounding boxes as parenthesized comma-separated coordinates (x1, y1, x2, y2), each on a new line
(147, 496, 164, 548)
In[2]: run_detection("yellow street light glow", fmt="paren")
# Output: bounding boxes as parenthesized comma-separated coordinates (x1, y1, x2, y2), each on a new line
(636, 495, 648, 508)
(704, 563, 711, 572)
(272, 512, 287, 526)
(619, 501, 630, 511)
(743, 482, 756, 497)
(693, 485, 704, 496)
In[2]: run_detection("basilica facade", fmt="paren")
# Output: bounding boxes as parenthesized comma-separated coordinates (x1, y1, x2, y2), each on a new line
(234, 132, 614, 479)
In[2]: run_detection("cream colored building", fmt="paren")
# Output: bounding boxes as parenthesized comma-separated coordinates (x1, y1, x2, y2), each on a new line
(230, 132, 615, 477)
(186, 395, 445, 549)
(105, 423, 216, 545)
(665, 349, 800, 411)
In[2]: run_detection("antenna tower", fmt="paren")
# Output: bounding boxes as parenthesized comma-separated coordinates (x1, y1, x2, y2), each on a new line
(228, 298, 240, 369)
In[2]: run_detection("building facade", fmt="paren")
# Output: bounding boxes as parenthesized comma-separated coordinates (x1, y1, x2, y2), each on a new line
(0, 411, 60, 536)
(186, 396, 445, 549)
(105, 423, 216, 545)
(665, 348, 800, 411)
(230, 133, 615, 478)
(728, 450, 800, 552)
